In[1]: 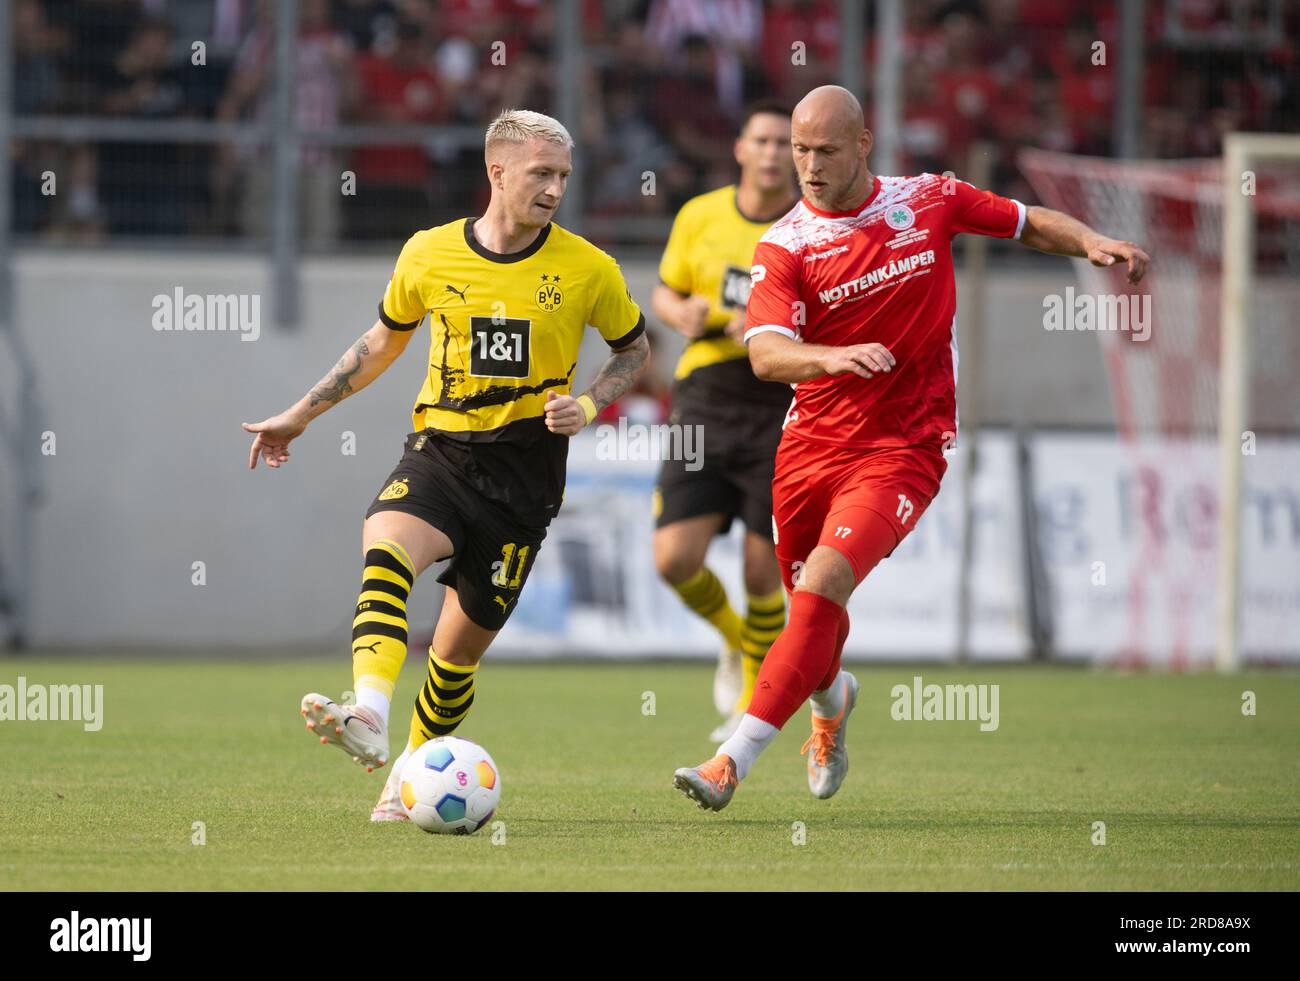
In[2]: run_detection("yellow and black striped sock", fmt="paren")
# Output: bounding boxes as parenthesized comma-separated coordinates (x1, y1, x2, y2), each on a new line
(737, 587, 786, 710)
(351, 540, 415, 716)
(671, 567, 744, 652)
(408, 649, 477, 749)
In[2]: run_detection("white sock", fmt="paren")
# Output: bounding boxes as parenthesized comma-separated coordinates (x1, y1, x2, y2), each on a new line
(809, 670, 846, 719)
(717, 714, 779, 781)
(355, 685, 392, 728)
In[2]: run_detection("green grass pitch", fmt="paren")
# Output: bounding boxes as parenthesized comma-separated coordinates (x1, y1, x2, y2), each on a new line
(2, 658, 1298, 891)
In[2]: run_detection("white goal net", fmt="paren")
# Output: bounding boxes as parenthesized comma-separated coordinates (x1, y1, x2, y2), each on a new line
(1019, 140, 1300, 668)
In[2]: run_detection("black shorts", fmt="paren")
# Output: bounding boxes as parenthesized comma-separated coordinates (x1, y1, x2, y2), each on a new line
(366, 431, 546, 631)
(653, 397, 786, 541)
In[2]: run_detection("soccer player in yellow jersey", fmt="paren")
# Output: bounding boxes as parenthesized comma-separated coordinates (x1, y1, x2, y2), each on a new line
(651, 101, 799, 742)
(242, 109, 649, 823)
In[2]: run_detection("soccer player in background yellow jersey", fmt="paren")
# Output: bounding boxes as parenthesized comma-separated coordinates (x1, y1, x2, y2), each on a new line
(651, 102, 799, 742)
(242, 109, 649, 823)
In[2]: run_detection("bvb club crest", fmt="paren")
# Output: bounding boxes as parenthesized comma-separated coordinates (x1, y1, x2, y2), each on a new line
(536, 273, 563, 312)
(378, 477, 410, 501)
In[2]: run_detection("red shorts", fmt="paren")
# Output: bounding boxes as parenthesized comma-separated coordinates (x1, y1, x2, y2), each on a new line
(771, 437, 947, 590)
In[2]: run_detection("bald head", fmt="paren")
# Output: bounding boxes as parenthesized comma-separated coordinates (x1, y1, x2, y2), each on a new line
(790, 86, 874, 212)
(793, 85, 864, 140)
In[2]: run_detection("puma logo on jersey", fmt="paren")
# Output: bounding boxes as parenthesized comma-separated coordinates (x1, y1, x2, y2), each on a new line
(494, 595, 516, 614)
(445, 283, 470, 302)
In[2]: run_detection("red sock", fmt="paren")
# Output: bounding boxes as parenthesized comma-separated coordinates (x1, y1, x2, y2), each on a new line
(817, 608, 850, 691)
(746, 591, 845, 730)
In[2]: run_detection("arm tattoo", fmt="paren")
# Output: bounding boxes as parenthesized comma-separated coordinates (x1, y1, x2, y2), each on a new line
(309, 337, 370, 407)
(587, 335, 650, 411)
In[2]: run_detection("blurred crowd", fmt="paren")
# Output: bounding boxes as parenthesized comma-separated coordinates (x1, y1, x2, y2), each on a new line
(9, 0, 1299, 244)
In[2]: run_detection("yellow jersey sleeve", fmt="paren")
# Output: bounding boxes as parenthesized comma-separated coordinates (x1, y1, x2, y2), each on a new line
(378, 234, 428, 331)
(590, 255, 645, 349)
(657, 201, 696, 295)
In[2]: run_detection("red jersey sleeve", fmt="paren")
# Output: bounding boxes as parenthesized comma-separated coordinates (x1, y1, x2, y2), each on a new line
(946, 178, 1027, 239)
(743, 240, 802, 342)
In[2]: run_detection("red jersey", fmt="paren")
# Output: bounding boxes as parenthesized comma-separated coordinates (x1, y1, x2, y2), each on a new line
(745, 173, 1026, 450)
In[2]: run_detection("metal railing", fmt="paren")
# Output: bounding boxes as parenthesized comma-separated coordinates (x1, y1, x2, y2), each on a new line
(0, 0, 1162, 647)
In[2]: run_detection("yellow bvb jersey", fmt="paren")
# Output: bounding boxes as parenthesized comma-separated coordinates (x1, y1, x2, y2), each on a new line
(658, 184, 794, 411)
(378, 218, 644, 522)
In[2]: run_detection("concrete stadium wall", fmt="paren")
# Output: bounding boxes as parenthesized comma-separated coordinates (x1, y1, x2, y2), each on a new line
(5, 249, 1110, 648)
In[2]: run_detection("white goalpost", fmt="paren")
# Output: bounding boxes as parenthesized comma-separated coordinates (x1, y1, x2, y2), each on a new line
(1019, 136, 1300, 670)
(1216, 134, 1300, 671)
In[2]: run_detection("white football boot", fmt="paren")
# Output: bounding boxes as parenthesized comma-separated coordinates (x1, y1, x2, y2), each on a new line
(371, 754, 410, 822)
(672, 754, 739, 812)
(300, 693, 388, 772)
(712, 644, 743, 716)
(801, 671, 860, 800)
(371, 769, 410, 821)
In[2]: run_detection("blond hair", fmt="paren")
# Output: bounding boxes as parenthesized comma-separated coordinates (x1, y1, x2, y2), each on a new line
(484, 109, 574, 159)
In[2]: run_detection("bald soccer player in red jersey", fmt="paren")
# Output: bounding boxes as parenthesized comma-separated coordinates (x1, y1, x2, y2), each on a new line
(673, 85, 1149, 811)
